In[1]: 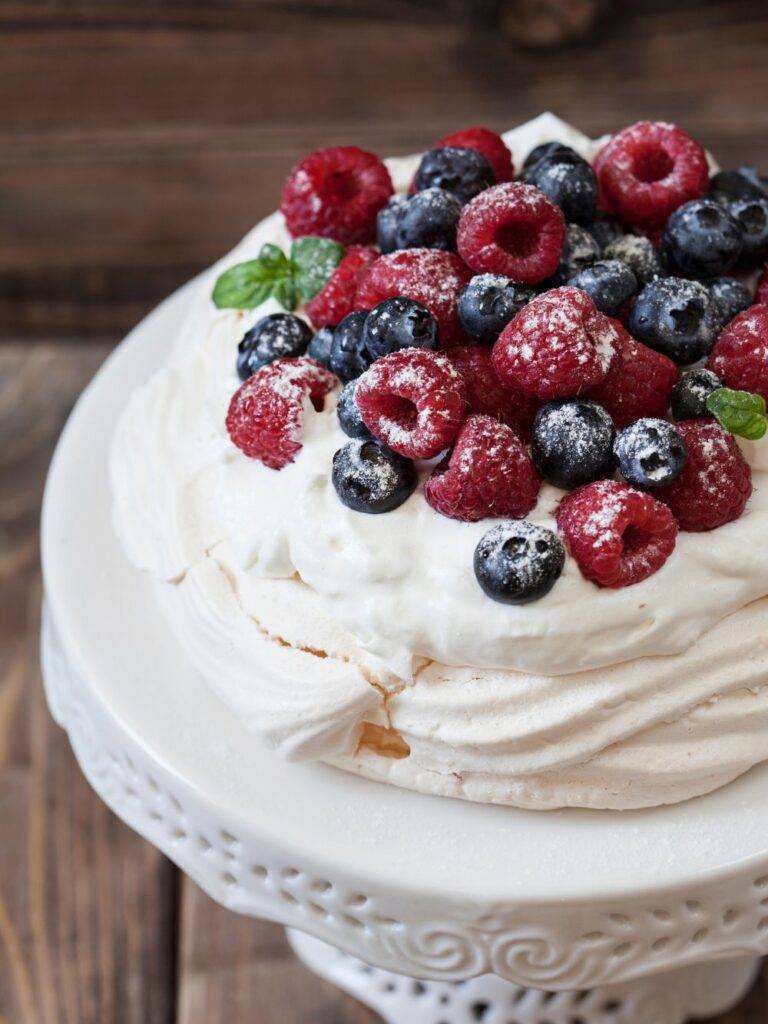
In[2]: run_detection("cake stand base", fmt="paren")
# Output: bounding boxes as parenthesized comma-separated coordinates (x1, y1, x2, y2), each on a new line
(287, 930, 759, 1024)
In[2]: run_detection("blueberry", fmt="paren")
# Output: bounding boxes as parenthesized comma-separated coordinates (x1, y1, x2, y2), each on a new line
(336, 380, 373, 440)
(707, 277, 752, 328)
(377, 194, 411, 254)
(362, 297, 439, 358)
(332, 440, 417, 514)
(603, 234, 667, 286)
(393, 188, 462, 251)
(473, 521, 565, 605)
(662, 198, 742, 278)
(585, 216, 625, 249)
(708, 169, 766, 206)
(737, 165, 768, 196)
(554, 223, 602, 283)
(329, 311, 374, 382)
(236, 313, 312, 380)
(567, 259, 637, 317)
(614, 418, 687, 489)
(524, 152, 598, 224)
(730, 196, 768, 268)
(628, 278, 720, 364)
(522, 141, 578, 171)
(307, 324, 335, 368)
(531, 398, 615, 490)
(414, 146, 495, 204)
(671, 368, 723, 421)
(457, 274, 534, 344)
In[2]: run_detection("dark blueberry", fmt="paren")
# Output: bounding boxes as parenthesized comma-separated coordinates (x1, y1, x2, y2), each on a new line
(524, 152, 598, 224)
(522, 141, 578, 171)
(457, 274, 535, 344)
(393, 188, 462, 251)
(737, 165, 768, 196)
(329, 310, 374, 382)
(362, 297, 439, 359)
(332, 440, 417, 514)
(531, 398, 615, 490)
(414, 146, 495, 205)
(603, 234, 667, 286)
(671, 368, 723, 421)
(730, 196, 768, 269)
(708, 169, 766, 206)
(377, 194, 411, 254)
(628, 278, 720, 364)
(567, 259, 637, 317)
(336, 380, 373, 440)
(554, 223, 602, 284)
(614, 418, 687, 489)
(662, 198, 742, 278)
(236, 313, 312, 381)
(474, 521, 565, 605)
(585, 215, 625, 249)
(707, 277, 752, 329)
(307, 324, 335, 368)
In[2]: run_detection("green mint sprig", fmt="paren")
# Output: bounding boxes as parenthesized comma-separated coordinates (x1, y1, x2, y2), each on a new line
(706, 387, 768, 441)
(212, 236, 345, 312)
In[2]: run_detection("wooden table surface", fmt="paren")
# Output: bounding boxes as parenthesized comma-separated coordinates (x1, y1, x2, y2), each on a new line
(3, 2, 768, 1021)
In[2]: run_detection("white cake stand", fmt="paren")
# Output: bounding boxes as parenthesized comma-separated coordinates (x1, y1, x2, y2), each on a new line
(41, 284, 768, 1024)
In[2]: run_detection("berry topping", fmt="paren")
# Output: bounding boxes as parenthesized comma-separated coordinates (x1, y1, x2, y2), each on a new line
(236, 313, 313, 381)
(587, 322, 678, 429)
(628, 277, 719, 364)
(385, 188, 463, 252)
(492, 287, 617, 400)
(306, 245, 378, 329)
(671, 368, 723, 421)
(708, 169, 766, 206)
(336, 379, 374, 440)
(554, 223, 602, 283)
(614, 418, 687, 489)
(226, 357, 337, 470)
(355, 248, 472, 345)
(594, 121, 708, 229)
(355, 347, 466, 459)
(656, 420, 752, 531)
(332, 440, 417, 514)
(281, 147, 393, 245)
(435, 127, 514, 183)
(567, 259, 637, 317)
(329, 310, 374, 382)
(730, 196, 768, 269)
(377, 194, 411, 254)
(531, 398, 615, 490)
(662, 199, 742, 278)
(557, 479, 678, 588)
(523, 150, 598, 224)
(414, 146, 496, 204)
(447, 343, 540, 439)
(424, 414, 540, 522)
(362, 297, 439, 358)
(307, 324, 335, 368)
(757, 265, 768, 306)
(603, 234, 668, 286)
(457, 182, 566, 284)
(474, 521, 565, 604)
(707, 305, 768, 402)
(707, 276, 752, 329)
(523, 142, 578, 171)
(457, 273, 535, 344)
(585, 215, 626, 249)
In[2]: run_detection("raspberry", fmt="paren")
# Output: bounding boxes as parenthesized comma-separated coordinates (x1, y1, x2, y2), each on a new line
(225, 357, 337, 470)
(355, 348, 466, 459)
(434, 127, 514, 182)
(587, 321, 678, 428)
(656, 420, 752, 531)
(305, 245, 378, 329)
(594, 121, 708, 229)
(557, 479, 678, 588)
(424, 414, 540, 522)
(447, 344, 540, 440)
(355, 249, 472, 346)
(707, 305, 768, 402)
(492, 287, 618, 400)
(281, 146, 393, 245)
(457, 183, 565, 284)
(756, 265, 768, 305)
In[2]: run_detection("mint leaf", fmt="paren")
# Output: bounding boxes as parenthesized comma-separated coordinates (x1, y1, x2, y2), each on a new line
(291, 236, 345, 301)
(706, 387, 768, 441)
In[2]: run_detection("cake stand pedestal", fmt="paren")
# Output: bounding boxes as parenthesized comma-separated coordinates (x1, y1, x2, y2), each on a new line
(41, 284, 768, 1024)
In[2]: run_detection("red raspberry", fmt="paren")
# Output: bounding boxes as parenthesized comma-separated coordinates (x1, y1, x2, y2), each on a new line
(424, 414, 540, 522)
(447, 344, 540, 440)
(492, 287, 618, 400)
(557, 479, 678, 588)
(656, 420, 752, 532)
(457, 183, 565, 284)
(281, 146, 393, 245)
(434, 127, 514, 182)
(355, 249, 472, 345)
(226, 357, 337, 470)
(756, 265, 768, 306)
(594, 121, 708, 229)
(305, 245, 378, 329)
(706, 305, 768, 402)
(587, 321, 678, 428)
(355, 348, 466, 459)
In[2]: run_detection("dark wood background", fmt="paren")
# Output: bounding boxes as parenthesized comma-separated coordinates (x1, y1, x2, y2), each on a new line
(3, 1, 768, 1020)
